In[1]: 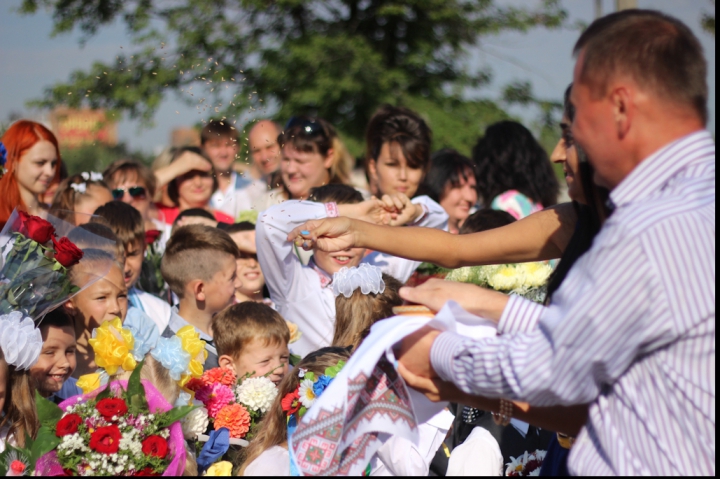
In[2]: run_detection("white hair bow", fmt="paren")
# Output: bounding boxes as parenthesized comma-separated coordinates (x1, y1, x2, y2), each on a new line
(332, 263, 385, 298)
(80, 171, 103, 182)
(0, 312, 43, 370)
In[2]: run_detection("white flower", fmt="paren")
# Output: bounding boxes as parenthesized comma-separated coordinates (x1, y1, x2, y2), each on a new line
(527, 469, 541, 476)
(235, 376, 278, 413)
(488, 265, 524, 291)
(70, 182, 87, 194)
(0, 311, 43, 370)
(181, 406, 209, 440)
(298, 379, 317, 408)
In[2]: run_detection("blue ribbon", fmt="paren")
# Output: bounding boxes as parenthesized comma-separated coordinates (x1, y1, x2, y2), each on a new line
(197, 427, 231, 472)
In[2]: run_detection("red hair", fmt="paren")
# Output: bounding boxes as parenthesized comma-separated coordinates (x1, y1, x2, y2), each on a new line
(0, 120, 62, 226)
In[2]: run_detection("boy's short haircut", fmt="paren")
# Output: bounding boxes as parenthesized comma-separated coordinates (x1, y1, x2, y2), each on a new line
(212, 302, 290, 359)
(459, 209, 516, 235)
(308, 184, 363, 205)
(217, 221, 255, 234)
(174, 208, 216, 225)
(68, 222, 125, 265)
(161, 225, 240, 298)
(39, 307, 75, 334)
(103, 159, 158, 198)
(91, 201, 145, 250)
(201, 120, 239, 145)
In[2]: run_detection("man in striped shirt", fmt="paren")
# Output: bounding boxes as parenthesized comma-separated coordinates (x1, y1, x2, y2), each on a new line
(397, 10, 715, 475)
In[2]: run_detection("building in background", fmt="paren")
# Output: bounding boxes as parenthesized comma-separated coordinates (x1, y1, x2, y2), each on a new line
(49, 107, 117, 148)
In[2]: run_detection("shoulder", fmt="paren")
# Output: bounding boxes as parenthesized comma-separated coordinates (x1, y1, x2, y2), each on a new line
(244, 445, 290, 475)
(136, 290, 172, 313)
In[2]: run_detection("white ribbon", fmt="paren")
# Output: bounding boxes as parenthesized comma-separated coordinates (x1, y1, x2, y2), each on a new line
(332, 263, 385, 298)
(0, 311, 43, 370)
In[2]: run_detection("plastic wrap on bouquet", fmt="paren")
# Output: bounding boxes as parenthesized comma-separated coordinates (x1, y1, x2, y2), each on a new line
(288, 301, 497, 476)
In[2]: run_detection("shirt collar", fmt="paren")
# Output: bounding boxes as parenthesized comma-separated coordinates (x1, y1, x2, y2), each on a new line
(168, 306, 213, 343)
(308, 257, 333, 289)
(610, 130, 714, 209)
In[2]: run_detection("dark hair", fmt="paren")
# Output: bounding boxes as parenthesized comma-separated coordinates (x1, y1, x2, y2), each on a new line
(419, 149, 477, 203)
(308, 184, 363, 205)
(574, 9, 708, 125)
(365, 105, 432, 173)
(472, 121, 559, 208)
(167, 147, 218, 206)
(217, 221, 255, 234)
(91, 201, 145, 248)
(459, 209, 516, 235)
(174, 208, 216, 224)
(201, 119, 239, 145)
(67, 222, 125, 265)
(39, 307, 75, 333)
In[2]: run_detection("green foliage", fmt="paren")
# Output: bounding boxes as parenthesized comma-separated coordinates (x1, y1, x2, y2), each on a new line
(60, 141, 153, 176)
(21, 0, 568, 153)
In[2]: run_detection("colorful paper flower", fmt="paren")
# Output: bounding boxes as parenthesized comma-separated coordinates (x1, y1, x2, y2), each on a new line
(286, 321, 302, 344)
(88, 318, 136, 375)
(76, 370, 109, 395)
(298, 379, 317, 408)
(235, 376, 278, 414)
(195, 383, 234, 418)
(281, 390, 301, 415)
(202, 367, 237, 387)
(176, 325, 207, 385)
(213, 403, 250, 439)
(312, 375, 333, 397)
(151, 335, 191, 381)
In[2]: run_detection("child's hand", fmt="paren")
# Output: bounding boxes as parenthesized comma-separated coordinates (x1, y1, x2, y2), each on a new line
(338, 198, 391, 225)
(379, 193, 423, 226)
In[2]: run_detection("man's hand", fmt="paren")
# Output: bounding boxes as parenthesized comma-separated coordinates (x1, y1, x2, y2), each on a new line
(399, 279, 509, 322)
(398, 362, 469, 403)
(395, 326, 442, 379)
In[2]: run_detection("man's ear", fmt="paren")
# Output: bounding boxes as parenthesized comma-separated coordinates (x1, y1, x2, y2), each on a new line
(611, 86, 632, 140)
(188, 279, 205, 302)
(218, 355, 237, 373)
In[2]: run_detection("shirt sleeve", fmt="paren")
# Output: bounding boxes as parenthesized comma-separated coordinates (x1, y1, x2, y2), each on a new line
(430, 232, 676, 406)
(256, 201, 332, 302)
(410, 195, 449, 229)
(497, 295, 546, 334)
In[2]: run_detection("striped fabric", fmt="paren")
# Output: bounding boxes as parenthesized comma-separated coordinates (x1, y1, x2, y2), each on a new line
(430, 131, 715, 475)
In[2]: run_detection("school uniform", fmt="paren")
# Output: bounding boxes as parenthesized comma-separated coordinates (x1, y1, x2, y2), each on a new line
(161, 307, 218, 369)
(129, 287, 171, 334)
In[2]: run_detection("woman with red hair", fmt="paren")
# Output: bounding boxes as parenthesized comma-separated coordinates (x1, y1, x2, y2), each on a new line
(0, 120, 62, 228)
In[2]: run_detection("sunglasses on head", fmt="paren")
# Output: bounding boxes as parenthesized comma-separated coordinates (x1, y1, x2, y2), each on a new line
(285, 117, 326, 138)
(111, 186, 147, 200)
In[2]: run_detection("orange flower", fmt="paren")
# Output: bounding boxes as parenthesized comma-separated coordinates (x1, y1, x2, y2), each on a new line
(214, 403, 251, 439)
(202, 367, 237, 387)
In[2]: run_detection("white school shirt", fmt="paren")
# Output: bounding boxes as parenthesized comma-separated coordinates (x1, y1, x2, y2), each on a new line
(446, 426, 503, 476)
(209, 171, 254, 219)
(243, 445, 290, 476)
(256, 198, 448, 357)
(128, 287, 171, 334)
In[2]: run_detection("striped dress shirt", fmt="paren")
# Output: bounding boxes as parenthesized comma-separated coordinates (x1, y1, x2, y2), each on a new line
(431, 131, 715, 475)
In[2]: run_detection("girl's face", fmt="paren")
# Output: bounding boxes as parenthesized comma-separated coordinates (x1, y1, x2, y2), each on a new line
(313, 247, 365, 275)
(176, 170, 215, 208)
(67, 264, 129, 331)
(0, 357, 8, 413)
(280, 145, 333, 199)
(112, 173, 151, 220)
(235, 254, 265, 298)
(440, 170, 478, 232)
(368, 142, 424, 198)
(30, 325, 77, 396)
(551, 115, 584, 203)
(15, 140, 58, 195)
(74, 185, 114, 225)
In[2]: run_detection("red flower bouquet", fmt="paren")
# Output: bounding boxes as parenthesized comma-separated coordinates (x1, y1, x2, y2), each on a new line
(56, 414, 82, 437)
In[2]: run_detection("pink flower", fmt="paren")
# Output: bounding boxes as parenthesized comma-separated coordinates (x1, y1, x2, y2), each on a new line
(195, 383, 234, 418)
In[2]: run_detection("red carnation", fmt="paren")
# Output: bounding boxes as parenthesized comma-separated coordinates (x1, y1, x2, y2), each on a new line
(95, 398, 128, 422)
(142, 435, 169, 459)
(144, 229, 161, 246)
(56, 413, 82, 437)
(52, 236, 84, 268)
(16, 210, 55, 244)
(281, 389, 301, 415)
(89, 425, 121, 454)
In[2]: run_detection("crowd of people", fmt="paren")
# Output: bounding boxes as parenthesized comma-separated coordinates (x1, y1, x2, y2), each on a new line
(0, 8, 714, 476)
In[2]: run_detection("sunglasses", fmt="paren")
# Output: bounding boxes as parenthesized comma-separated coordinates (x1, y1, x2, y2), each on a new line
(111, 186, 147, 200)
(285, 117, 326, 138)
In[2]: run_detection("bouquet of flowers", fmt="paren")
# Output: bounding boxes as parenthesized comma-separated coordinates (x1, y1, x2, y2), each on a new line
(0, 361, 194, 476)
(505, 450, 546, 476)
(281, 361, 345, 421)
(445, 262, 554, 303)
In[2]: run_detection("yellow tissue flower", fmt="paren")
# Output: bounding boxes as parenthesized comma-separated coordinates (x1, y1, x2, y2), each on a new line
(176, 325, 207, 386)
(205, 461, 233, 476)
(286, 321, 302, 344)
(77, 373, 102, 395)
(88, 317, 136, 375)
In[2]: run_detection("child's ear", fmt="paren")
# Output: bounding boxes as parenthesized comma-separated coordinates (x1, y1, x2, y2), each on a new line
(188, 279, 205, 302)
(63, 299, 76, 316)
(218, 355, 238, 373)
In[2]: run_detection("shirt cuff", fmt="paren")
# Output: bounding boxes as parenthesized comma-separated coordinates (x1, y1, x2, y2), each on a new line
(409, 203, 429, 226)
(325, 202, 339, 218)
(497, 295, 545, 335)
(430, 331, 469, 382)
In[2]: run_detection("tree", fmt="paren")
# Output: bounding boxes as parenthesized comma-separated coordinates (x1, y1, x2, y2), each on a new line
(20, 0, 567, 156)
(701, 1, 714, 36)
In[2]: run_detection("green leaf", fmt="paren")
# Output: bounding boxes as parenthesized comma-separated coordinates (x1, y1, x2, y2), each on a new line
(35, 391, 63, 427)
(29, 425, 61, 467)
(157, 405, 197, 429)
(127, 358, 148, 410)
(303, 371, 316, 382)
(95, 381, 114, 401)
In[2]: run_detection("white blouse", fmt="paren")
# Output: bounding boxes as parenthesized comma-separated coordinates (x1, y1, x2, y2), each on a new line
(243, 445, 290, 476)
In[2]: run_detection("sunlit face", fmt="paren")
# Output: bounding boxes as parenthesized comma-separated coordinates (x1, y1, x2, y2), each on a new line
(74, 185, 114, 225)
(368, 142, 424, 198)
(15, 140, 58, 195)
(281, 144, 332, 199)
(203, 137, 238, 173)
(202, 255, 242, 315)
(551, 115, 584, 204)
(111, 173, 151, 220)
(176, 170, 215, 209)
(228, 231, 264, 297)
(313, 247, 365, 276)
(230, 339, 290, 385)
(440, 170, 478, 233)
(123, 240, 145, 289)
(67, 263, 129, 332)
(249, 122, 281, 176)
(30, 325, 76, 396)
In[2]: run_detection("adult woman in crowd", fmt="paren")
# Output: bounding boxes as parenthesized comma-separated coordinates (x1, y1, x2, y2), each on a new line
(419, 149, 478, 234)
(0, 120, 62, 228)
(473, 120, 559, 219)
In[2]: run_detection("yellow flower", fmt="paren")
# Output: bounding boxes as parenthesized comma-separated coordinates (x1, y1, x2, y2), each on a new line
(176, 325, 207, 386)
(286, 321, 302, 344)
(88, 318, 136, 375)
(205, 461, 233, 476)
(522, 262, 553, 287)
(488, 265, 523, 291)
(77, 373, 102, 394)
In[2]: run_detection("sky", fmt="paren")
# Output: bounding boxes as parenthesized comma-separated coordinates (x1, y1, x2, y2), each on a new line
(0, 0, 715, 154)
